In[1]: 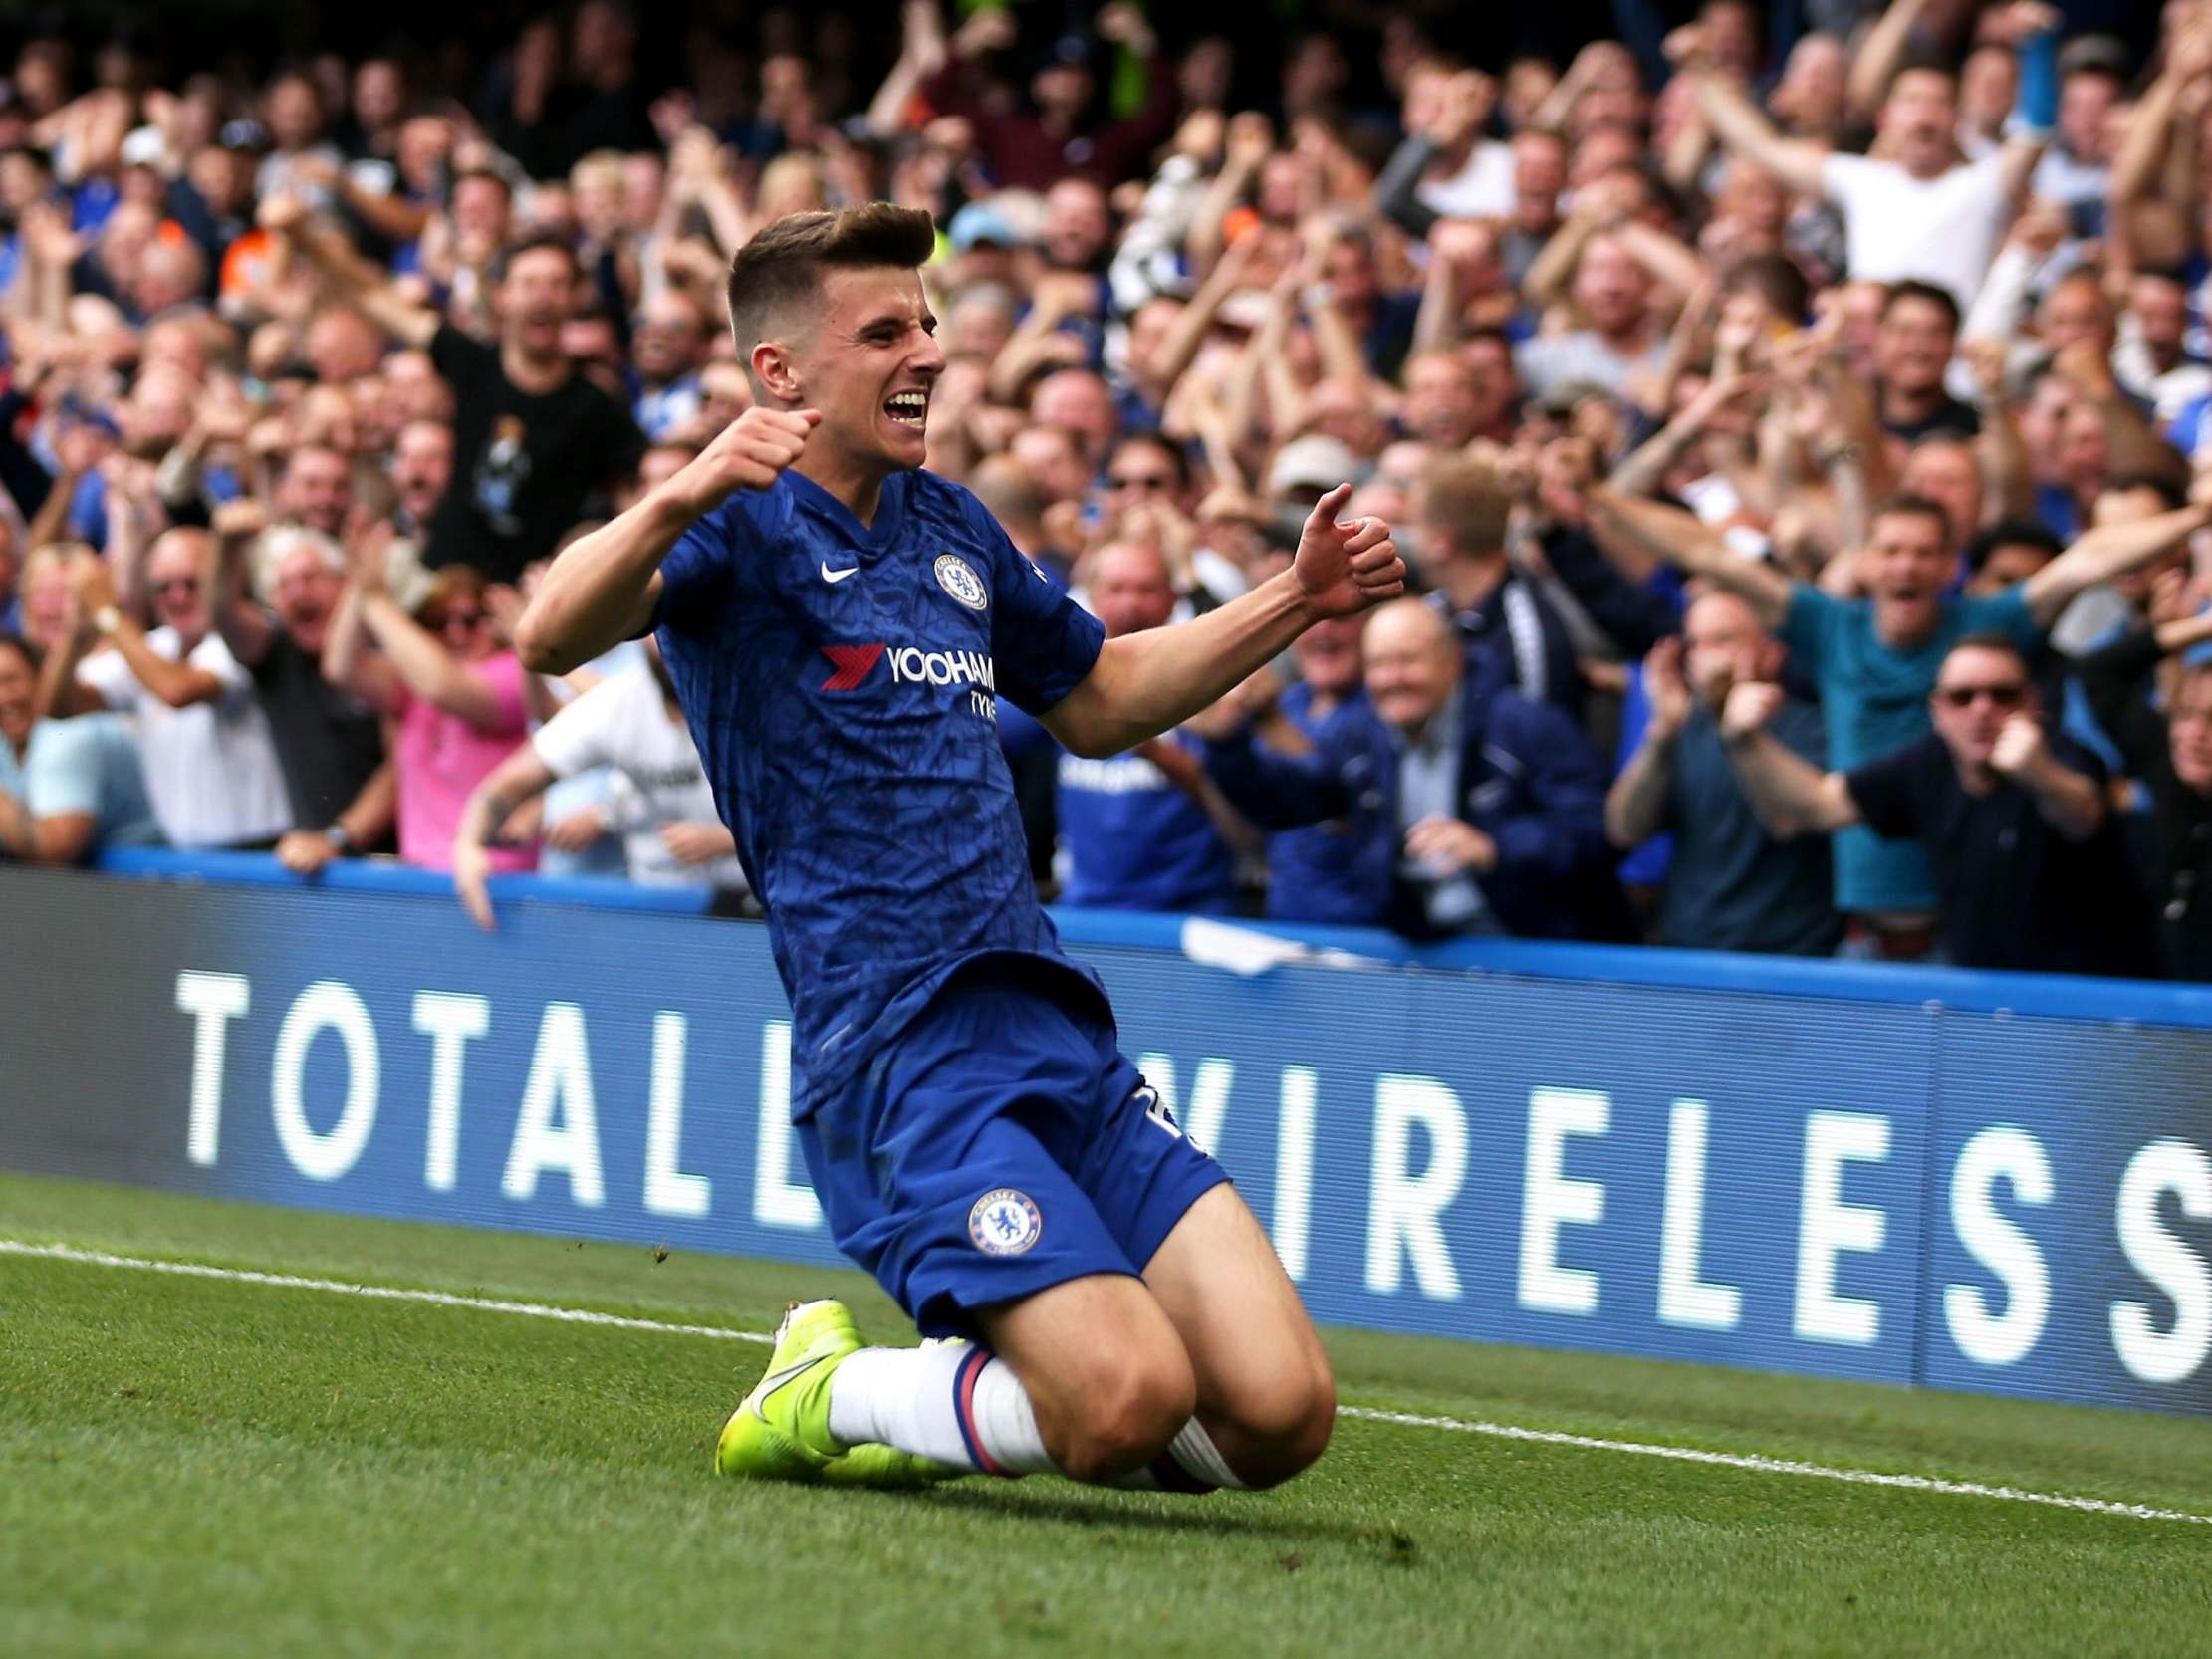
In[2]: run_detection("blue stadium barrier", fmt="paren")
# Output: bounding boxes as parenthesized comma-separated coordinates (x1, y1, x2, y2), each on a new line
(4, 850, 2209, 1416)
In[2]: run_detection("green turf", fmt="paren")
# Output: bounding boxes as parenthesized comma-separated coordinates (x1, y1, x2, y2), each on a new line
(3, 1172, 2210, 1659)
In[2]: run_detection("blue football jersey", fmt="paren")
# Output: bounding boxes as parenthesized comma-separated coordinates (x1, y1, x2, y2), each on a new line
(652, 466, 1110, 1116)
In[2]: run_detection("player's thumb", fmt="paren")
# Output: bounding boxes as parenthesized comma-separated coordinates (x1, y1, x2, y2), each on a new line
(1305, 481, 1353, 532)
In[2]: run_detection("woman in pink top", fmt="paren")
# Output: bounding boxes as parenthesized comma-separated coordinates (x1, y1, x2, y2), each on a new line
(324, 551, 537, 873)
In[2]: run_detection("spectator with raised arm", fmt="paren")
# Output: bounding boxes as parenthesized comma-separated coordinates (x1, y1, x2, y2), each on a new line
(917, 3, 1179, 192)
(263, 195, 643, 585)
(323, 537, 533, 874)
(1688, 7, 2056, 308)
(207, 500, 393, 875)
(58, 532, 292, 850)
(451, 636, 741, 928)
(1607, 593, 1840, 954)
(1719, 632, 2153, 976)
(1591, 483, 2212, 956)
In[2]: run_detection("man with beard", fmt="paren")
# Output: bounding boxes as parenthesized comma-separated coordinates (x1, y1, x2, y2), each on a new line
(1592, 486, 2212, 958)
(262, 199, 643, 584)
(210, 499, 393, 874)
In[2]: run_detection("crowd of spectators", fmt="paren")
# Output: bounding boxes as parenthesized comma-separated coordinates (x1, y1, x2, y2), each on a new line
(0, 0, 2209, 984)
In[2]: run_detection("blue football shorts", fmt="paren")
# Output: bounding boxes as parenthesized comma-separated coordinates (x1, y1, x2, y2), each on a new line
(796, 960, 1230, 1337)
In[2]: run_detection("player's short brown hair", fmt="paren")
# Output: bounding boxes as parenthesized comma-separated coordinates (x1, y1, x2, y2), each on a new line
(725, 203, 937, 366)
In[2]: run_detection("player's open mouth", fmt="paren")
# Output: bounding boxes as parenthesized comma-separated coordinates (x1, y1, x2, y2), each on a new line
(884, 392, 928, 427)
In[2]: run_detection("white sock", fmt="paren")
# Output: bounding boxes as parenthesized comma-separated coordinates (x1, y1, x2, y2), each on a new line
(827, 1344, 1060, 1476)
(827, 1346, 1248, 1491)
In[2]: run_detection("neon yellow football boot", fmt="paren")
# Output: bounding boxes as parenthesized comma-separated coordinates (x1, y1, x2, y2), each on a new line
(714, 1300, 860, 1481)
(713, 1301, 963, 1488)
(819, 1440, 962, 1490)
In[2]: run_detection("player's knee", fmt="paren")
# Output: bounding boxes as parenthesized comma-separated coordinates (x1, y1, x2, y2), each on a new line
(1224, 1356, 1337, 1490)
(1056, 1345, 1197, 1485)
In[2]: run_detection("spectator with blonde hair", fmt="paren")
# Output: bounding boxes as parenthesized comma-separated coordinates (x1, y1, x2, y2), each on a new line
(1412, 453, 1582, 716)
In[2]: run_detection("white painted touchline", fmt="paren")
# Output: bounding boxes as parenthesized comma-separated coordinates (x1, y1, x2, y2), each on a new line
(0, 1238, 772, 1345)
(5, 1236, 2207, 1529)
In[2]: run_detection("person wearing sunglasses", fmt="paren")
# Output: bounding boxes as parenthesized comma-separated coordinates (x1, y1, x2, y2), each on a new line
(323, 543, 534, 874)
(1718, 633, 2154, 976)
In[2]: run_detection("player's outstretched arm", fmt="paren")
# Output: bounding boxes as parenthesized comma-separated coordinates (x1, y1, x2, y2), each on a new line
(514, 407, 819, 674)
(1043, 483, 1403, 758)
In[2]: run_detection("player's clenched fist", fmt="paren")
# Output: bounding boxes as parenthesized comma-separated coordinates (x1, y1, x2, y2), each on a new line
(671, 407, 821, 517)
(1290, 482, 1406, 620)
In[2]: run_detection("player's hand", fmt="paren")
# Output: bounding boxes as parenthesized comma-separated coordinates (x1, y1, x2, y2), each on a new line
(1291, 483, 1405, 620)
(659, 821, 735, 864)
(1990, 712, 2048, 780)
(453, 838, 497, 930)
(1404, 815, 1497, 876)
(670, 406, 819, 517)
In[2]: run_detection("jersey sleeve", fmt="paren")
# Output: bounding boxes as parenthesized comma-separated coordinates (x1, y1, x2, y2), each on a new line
(969, 496, 1105, 716)
(651, 508, 737, 638)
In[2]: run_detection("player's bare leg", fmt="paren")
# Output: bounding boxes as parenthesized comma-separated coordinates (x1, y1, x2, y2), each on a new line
(970, 1274, 1196, 1483)
(1137, 1184, 1336, 1488)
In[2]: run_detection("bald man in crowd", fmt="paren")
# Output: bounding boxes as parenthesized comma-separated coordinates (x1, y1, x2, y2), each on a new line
(1195, 597, 1611, 938)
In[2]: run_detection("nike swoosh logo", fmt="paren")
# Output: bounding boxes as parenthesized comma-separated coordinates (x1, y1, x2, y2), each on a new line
(821, 563, 860, 584)
(746, 1357, 822, 1421)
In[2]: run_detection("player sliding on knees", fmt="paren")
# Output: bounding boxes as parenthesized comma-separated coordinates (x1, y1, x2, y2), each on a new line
(515, 203, 1404, 1495)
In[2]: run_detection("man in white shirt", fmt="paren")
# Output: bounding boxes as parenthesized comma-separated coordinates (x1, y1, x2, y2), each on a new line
(1692, 55, 2048, 308)
(57, 531, 292, 849)
(449, 637, 742, 926)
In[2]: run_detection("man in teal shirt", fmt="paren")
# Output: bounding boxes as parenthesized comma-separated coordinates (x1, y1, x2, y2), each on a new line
(1591, 487, 2211, 955)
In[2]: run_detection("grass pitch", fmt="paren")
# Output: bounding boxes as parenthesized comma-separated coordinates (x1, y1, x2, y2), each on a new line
(3, 1172, 2210, 1659)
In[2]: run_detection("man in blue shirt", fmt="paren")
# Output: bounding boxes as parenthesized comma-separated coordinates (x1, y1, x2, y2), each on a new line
(1054, 542, 1243, 915)
(1591, 485, 2211, 956)
(516, 204, 1405, 1499)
